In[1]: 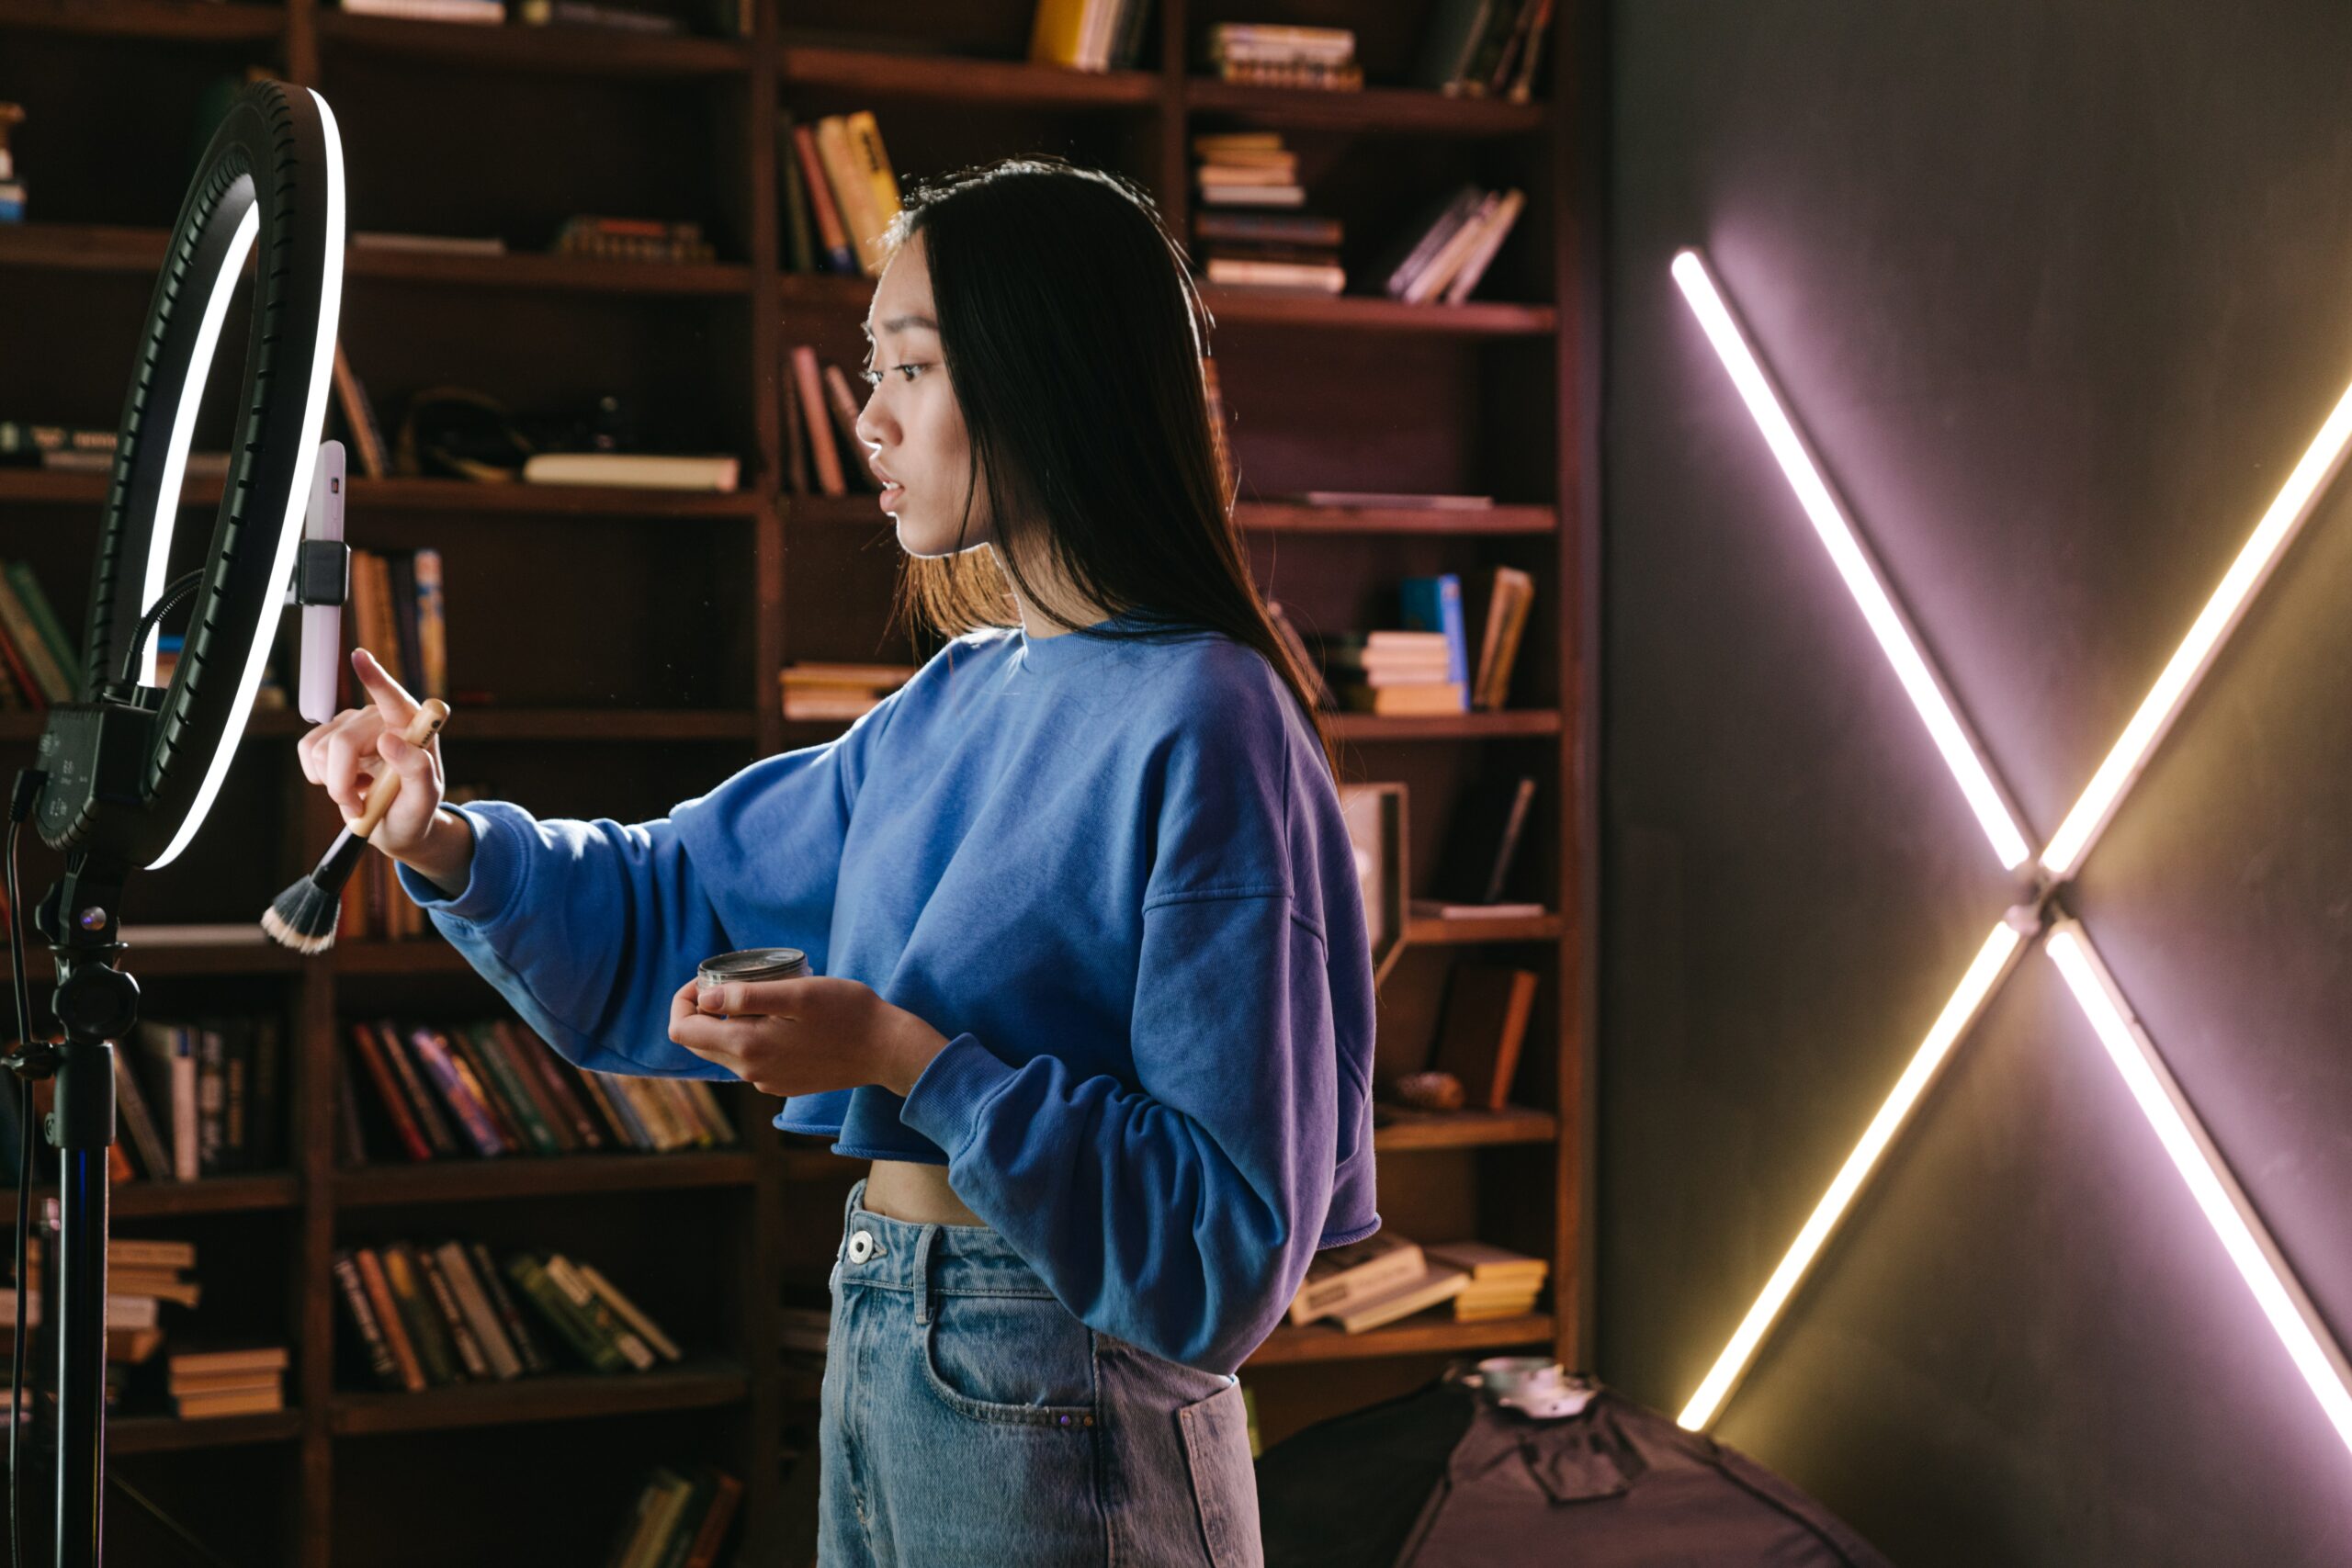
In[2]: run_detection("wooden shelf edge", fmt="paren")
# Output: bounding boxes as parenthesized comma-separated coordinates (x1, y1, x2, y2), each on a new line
(1372, 1105, 1556, 1151)
(107, 1408, 303, 1453)
(0, 1174, 301, 1222)
(1246, 1311, 1554, 1367)
(1404, 911, 1569, 945)
(333, 1151, 754, 1206)
(329, 1358, 749, 1436)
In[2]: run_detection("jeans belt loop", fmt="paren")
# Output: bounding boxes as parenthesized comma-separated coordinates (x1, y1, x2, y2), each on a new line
(913, 1223, 941, 1327)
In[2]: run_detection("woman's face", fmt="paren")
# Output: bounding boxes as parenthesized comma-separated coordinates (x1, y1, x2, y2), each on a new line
(854, 232, 982, 558)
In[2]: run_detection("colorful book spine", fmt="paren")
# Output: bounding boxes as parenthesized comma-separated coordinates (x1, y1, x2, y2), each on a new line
(331, 1247, 402, 1391)
(403, 1028, 508, 1158)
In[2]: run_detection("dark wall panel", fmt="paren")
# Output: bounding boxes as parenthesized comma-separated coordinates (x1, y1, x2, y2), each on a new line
(1601, 4, 2352, 1562)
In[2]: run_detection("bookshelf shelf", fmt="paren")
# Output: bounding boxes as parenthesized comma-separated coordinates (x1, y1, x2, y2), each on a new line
(16, 941, 305, 980)
(327, 1357, 751, 1436)
(108, 1408, 306, 1454)
(1331, 710, 1563, 742)
(333, 1150, 756, 1207)
(1234, 502, 1558, 536)
(311, 10, 753, 76)
(346, 246, 755, 297)
(346, 477, 762, 516)
(330, 940, 473, 975)
(1245, 1310, 1555, 1368)
(1405, 911, 1569, 945)
(0, 0, 280, 44)
(0, 467, 763, 514)
(1372, 1104, 1555, 1152)
(1182, 78, 1544, 137)
(1197, 286, 1556, 336)
(0, 1173, 303, 1221)
(780, 43, 1159, 107)
(0, 219, 176, 274)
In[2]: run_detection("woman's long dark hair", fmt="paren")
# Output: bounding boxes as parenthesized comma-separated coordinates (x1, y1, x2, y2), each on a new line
(882, 156, 1340, 780)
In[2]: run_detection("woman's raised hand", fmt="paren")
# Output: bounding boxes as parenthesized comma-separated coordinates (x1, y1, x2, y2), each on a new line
(295, 648, 447, 856)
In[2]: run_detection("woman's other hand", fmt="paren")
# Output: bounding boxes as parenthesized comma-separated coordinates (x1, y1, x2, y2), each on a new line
(667, 976, 949, 1098)
(295, 648, 446, 856)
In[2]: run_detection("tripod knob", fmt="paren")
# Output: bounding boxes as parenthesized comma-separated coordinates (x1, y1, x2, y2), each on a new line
(53, 961, 139, 1043)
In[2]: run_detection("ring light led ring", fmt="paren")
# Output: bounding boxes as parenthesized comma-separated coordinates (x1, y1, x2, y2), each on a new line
(64, 80, 345, 871)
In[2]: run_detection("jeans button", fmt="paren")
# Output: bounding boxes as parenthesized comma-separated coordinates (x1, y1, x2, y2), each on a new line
(846, 1229, 875, 1264)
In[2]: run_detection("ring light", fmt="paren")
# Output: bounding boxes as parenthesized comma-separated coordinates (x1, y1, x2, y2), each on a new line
(3, 80, 349, 1568)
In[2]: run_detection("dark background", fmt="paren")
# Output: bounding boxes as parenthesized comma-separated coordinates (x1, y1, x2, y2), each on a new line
(1599, 4, 2352, 1562)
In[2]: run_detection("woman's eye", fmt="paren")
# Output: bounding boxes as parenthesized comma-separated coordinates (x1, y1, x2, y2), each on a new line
(862, 364, 924, 386)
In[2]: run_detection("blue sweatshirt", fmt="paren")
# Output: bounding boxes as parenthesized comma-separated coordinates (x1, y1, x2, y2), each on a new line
(397, 608, 1380, 1373)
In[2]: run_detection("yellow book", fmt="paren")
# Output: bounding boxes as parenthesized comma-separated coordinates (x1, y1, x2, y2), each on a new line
(815, 115, 884, 278)
(844, 111, 900, 252)
(1027, 0, 1090, 65)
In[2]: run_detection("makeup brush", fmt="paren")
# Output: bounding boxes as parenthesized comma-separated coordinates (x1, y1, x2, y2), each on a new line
(262, 697, 451, 954)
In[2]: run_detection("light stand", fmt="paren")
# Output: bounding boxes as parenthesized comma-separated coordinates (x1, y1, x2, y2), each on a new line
(0, 77, 347, 1568)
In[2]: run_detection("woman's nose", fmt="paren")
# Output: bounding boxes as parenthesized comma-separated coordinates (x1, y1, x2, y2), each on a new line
(854, 391, 891, 450)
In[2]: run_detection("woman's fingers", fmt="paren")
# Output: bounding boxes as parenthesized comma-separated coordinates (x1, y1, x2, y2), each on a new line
(670, 979, 750, 1077)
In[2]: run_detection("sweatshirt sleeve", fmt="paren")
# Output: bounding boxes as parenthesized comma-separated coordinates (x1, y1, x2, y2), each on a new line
(897, 688, 1351, 1375)
(396, 695, 894, 1079)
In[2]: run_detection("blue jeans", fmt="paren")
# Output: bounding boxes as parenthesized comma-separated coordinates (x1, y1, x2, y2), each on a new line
(818, 1177, 1264, 1567)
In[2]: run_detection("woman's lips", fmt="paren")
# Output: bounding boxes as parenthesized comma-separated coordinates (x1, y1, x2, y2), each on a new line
(878, 481, 905, 509)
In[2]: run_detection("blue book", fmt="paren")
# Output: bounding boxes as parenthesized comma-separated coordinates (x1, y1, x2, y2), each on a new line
(1398, 575, 1470, 707)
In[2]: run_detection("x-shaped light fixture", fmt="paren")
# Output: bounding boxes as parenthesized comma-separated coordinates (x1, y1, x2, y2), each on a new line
(1668, 248, 2352, 1453)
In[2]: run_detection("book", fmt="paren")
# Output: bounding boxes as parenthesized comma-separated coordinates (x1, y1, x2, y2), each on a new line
(353, 1247, 425, 1391)
(791, 344, 844, 497)
(379, 1243, 461, 1386)
(1288, 1232, 1425, 1325)
(1329, 1263, 1471, 1333)
(679, 1467, 745, 1568)
(789, 124, 854, 275)
(1397, 574, 1470, 694)
(574, 1261, 684, 1362)
(519, 453, 740, 491)
(331, 340, 390, 479)
(543, 1254, 658, 1369)
(471, 1238, 553, 1374)
(332, 1247, 402, 1391)
(822, 363, 878, 491)
(1422, 1239, 1548, 1285)
(434, 1240, 524, 1380)
(506, 1253, 628, 1372)
(777, 110, 815, 274)
(1433, 773, 1538, 906)
(1429, 964, 1540, 1111)
(1439, 188, 1526, 305)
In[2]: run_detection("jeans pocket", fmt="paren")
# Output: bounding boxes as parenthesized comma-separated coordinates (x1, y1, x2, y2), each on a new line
(917, 1291, 1100, 1427)
(1178, 1379, 1262, 1568)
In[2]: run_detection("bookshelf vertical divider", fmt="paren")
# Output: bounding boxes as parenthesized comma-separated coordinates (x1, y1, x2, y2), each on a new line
(0, 0, 1596, 1558)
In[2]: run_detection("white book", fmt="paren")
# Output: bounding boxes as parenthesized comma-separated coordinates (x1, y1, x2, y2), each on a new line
(338, 0, 505, 21)
(1288, 1232, 1424, 1325)
(521, 452, 741, 491)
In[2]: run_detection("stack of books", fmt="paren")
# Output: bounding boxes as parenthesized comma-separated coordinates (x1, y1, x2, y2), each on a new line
(1193, 135, 1344, 295)
(1314, 629, 1464, 716)
(778, 109, 900, 279)
(1288, 1233, 1469, 1334)
(341, 547, 448, 705)
(785, 341, 881, 499)
(551, 215, 715, 265)
(778, 661, 917, 723)
(1426, 1241, 1548, 1321)
(340, 1014, 741, 1164)
(334, 1239, 684, 1389)
(168, 1345, 290, 1420)
(1193, 130, 1306, 209)
(121, 1018, 286, 1181)
(1411, 0, 1555, 101)
(604, 1462, 744, 1568)
(1361, 183, 1527, 306)
(0, 421, 229, 479)
(1026, 0, 1152, 71)
(1203, 23, 1363, 90)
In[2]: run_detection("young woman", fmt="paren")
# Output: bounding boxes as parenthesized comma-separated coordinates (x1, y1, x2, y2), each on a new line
(299, 157, 1378, 1567)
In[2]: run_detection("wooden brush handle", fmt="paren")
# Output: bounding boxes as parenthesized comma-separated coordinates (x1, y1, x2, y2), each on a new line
(352, 699, 450, 839)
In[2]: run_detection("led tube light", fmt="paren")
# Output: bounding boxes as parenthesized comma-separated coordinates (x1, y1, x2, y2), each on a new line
(1671, 249, 2032, 872)
(1677, 919, 2030, 1429)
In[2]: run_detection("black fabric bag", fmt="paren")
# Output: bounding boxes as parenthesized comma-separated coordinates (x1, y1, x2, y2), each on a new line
(1257, 1371, 1894, 1567)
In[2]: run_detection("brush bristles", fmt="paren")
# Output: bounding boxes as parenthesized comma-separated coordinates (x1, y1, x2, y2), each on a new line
(262, 877, 341, 953)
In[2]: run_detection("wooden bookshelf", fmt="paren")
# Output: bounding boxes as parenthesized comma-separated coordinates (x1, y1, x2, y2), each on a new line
(0, 0, 1597, 1561)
